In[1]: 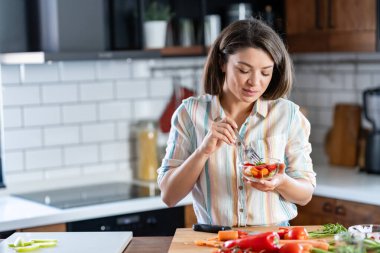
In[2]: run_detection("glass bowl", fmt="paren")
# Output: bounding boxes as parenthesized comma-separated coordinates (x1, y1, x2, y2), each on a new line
(240, 158, 280, 182)
(348, 224, 380, 242)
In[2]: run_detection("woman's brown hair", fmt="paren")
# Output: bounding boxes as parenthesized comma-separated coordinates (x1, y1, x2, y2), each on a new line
(202, 17, 293, 99)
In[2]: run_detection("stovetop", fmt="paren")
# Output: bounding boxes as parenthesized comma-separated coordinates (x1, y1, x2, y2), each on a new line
(14, 182, 160, 209)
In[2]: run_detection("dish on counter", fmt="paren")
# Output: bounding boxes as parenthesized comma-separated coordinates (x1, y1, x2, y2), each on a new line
(348, 224, 380, 242)
(240, 158, 280, 182)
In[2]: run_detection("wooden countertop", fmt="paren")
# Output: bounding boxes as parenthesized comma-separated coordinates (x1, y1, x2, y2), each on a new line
(124, 236, 172, 253)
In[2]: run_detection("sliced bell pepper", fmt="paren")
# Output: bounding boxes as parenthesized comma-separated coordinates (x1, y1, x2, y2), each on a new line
(223, 231, 280, 252)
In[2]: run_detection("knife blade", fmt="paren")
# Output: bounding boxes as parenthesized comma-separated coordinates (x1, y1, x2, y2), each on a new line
(192, 223, 232, 233)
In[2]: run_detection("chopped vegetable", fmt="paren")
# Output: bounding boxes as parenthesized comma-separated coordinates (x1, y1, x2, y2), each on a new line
(8, 237, 58, 252)
(13, 244, 40, 252)
(280, 239, 330, 250)
(284, 227, 309, 240)
(309, 223, 347, 238)
(217, 230, 239, 241)
(223, 231, 280, 251)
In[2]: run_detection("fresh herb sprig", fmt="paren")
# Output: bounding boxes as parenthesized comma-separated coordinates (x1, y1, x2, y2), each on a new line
(309, 223, 347, 238)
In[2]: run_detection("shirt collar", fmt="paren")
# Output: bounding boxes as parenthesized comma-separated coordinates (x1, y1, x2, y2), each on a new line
(211, 96, 269, 121)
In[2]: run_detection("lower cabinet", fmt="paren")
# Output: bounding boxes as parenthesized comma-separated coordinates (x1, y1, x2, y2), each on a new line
(18, 223, 66, 232)
(291, 196, 380, 227)
(184, 204, 197, 228)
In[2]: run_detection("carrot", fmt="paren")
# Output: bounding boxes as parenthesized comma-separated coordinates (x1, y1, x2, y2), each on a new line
(194, 240, 222, 247)
(280, 240, 329, 251)
(217, 230, 239, 241)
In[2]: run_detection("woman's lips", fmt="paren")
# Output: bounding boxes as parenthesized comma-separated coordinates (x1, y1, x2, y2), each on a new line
(242, 88, 259, 96)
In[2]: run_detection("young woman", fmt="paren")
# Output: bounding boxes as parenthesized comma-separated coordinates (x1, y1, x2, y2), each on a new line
(157, 18, 316, 227)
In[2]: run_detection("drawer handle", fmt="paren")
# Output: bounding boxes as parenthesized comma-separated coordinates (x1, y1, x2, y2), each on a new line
(335, 205, 346, 216)
(322, 202, 333, 213)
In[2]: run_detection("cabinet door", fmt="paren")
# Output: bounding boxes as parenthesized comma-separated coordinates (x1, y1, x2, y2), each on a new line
(291, 196, 336, 225)
(335, 199, 380, 227)
(328, 0, 376, 51)
(285, 0, 329, 52)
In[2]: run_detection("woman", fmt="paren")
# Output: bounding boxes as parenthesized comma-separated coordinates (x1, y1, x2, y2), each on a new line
(157, 18, 316, 227)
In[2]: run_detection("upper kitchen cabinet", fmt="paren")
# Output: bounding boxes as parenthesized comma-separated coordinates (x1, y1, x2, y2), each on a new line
(285, 0, 377, 52)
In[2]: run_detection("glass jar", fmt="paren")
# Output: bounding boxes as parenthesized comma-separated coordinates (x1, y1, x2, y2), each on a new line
(137, 121, 158, 181)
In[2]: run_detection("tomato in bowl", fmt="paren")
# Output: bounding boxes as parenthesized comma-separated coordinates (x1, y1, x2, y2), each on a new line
(240, 158, 280, 182)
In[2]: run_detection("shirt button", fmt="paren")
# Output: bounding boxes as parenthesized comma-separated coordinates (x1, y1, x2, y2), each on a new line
(239, 208, 244, 212)
(238, 186, 243, 190)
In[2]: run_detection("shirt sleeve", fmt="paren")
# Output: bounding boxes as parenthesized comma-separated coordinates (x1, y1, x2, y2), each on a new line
(157, 102, 194, 185)
(285, 105, 316, 187)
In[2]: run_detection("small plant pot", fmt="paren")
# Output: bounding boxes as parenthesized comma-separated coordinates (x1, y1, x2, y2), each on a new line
(143, 20, 167, 49)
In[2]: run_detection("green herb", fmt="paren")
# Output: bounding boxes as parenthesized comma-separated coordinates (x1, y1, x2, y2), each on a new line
(309, 223, 347, 238)
(144, 1, 172, 21)
(255, 161, 265, 165)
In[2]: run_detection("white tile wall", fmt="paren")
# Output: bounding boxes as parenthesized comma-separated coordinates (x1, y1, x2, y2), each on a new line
(3, 54, 378, 186)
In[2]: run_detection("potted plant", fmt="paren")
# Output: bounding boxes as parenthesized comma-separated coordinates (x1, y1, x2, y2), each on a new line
(143, 1, 172, 49)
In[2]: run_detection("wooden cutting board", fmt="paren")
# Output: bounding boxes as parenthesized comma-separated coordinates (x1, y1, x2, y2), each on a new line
(168, 226, 321, 253)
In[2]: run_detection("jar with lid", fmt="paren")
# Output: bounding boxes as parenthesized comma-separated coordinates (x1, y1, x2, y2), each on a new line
(137, 120, 159, 181)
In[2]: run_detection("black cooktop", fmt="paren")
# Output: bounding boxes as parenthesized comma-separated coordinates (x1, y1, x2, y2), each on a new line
(14, 182, 160, 209)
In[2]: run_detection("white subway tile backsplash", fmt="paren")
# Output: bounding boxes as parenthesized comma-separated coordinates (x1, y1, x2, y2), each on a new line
(293, 73, 319, 88)
(82, 123, 115, 142)
(3, 151, 24, 172)
(80, 81, 114, 101)
(131, 60, 151, 78)
(96, 60, 132, 80)
(318, 73, 345, 90)
(116, 79, 148, 99)
(305, 91, 331, 108)
(358, 63, 380, 72)
(116, 122, 131, 140)
(3, 108, 22, 128)
(310, 126, 329, 144)
(5, 171, 44, 185)
(149, 77, 173, 98)
(101, 142, 128, 161)
(25, 148, 62, 170)
(62, 104, 97, 123)
(24, 106, 61, 126)
(59, 61, 96, 81)
(330, 91, 358, 105)
(99, 101, 131, 120)
(64, 145, 98, 166)
(42, 83, 78, 104)
(44, 167, 81, 180)
(1, 65, 21, 84)
(3, 86, 40, 106)
(44, 126, 80, 146)
(23, 63, 59, 83)
(82, 163, 118, 175)
(133, 99, 166, 121)
(4, 128, 42, 150)
(344, 74, 355, 90)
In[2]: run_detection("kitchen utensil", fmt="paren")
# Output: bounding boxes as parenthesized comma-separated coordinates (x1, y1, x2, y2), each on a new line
(325, 104, 361, 167)
(179, 18, 195, 47)
(240, 158, 280, 182)
(192, 223, 231, 233)
(0, 232, 132, 253)
(234, 129, 262, 164)
(204, 15, 221, 46)
(363, 87, 380, 174)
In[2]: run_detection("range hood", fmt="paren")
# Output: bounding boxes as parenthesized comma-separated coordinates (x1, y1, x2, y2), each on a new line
(0, 0, 160, 64)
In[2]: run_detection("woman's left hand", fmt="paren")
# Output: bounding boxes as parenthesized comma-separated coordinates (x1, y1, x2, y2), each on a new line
(244, 163, 286, 192)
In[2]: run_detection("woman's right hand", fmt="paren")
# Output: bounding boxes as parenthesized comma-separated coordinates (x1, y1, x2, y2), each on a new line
(198, 117, 238, 156)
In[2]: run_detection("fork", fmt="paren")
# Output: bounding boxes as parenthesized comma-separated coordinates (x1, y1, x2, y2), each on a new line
(234, 129, 262, 164)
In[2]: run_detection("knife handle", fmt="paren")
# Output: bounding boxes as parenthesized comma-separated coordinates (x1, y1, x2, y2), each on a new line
(192, 223, 232, 233)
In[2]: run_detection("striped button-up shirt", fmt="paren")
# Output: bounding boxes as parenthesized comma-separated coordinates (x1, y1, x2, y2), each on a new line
(158, 94, 316, 226)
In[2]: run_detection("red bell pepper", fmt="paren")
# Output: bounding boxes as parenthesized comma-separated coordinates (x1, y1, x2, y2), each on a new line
(277, 227, 290, 239)
(223, 231, 280, 252)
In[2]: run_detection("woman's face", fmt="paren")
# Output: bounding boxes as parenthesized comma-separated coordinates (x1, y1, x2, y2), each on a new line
(222, 47, 274, 104)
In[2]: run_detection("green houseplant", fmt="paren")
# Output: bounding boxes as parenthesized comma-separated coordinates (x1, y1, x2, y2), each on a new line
(143, 1, 172, 48)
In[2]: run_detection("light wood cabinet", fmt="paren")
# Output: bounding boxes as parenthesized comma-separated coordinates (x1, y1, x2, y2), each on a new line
(285, 0, 376, 52)
(184, 205, 197, 228)
(291, 195, 380, 227)
(17, 223, 66, 232)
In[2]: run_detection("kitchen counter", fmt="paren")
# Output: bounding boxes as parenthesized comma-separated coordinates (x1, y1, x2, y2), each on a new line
(0, 164, 379, 232)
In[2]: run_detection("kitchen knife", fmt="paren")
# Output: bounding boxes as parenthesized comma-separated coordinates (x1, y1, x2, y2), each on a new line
(192, 223, 232, 233)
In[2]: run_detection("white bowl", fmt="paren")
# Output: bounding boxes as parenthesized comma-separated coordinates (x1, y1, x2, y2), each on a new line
(348, 224, 380, 242)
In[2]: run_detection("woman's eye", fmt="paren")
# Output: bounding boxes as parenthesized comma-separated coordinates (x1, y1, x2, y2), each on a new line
(238, 69, 249, 74)
(262, 72, 270, 77)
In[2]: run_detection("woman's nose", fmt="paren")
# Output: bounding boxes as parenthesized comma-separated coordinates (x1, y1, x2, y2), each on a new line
(247, 73, 260, 86)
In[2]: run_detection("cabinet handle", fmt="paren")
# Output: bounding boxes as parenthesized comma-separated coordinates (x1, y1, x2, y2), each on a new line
(335, 205, 346, 216)
(327, 0, 335, 28)
(322, 202, 333, 213)
(315, 0, 323, 29)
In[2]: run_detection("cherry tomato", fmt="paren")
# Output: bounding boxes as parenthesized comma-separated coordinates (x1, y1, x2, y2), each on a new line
(277, 227, 289, 239)
(284, 227, 309, 240)
(279, 242, 304, 253)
